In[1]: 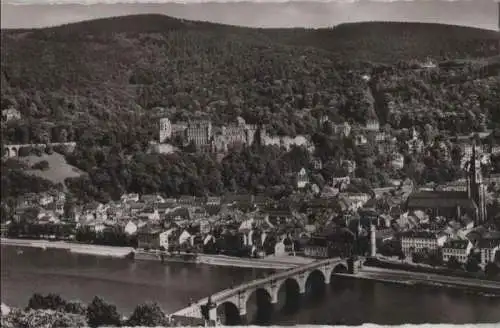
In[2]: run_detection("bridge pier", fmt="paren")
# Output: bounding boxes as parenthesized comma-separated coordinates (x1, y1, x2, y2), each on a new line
(208, 307, 218, 322)
(324, 273, 331, 285)
(298, 272, 307, 294)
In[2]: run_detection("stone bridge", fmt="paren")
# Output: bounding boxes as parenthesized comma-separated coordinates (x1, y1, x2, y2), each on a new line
(173, 257, 360, 325)
(3, 142, 76, 158)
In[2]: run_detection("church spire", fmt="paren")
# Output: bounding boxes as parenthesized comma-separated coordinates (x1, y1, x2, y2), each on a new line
(468, 139, 486, 223)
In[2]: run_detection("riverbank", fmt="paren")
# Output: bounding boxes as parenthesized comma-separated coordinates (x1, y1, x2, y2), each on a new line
(346, 266, 500, 295)
(0, 238, 133, 258)
(134, 250, 313, 270)
(365, 256, 500, 283)
(1, 238, 314, 269)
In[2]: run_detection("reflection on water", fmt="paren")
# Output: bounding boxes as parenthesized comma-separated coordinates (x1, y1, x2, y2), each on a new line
(2, 245, 500, 324)
(273, 277, 500, 325)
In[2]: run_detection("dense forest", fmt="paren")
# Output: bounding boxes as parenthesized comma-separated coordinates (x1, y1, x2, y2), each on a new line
(1, 15, 499, 202)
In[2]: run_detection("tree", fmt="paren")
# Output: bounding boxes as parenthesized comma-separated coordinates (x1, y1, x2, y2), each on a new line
(446, 256, 463, 270)
(485, 262, 500, 278)
(45, 145, 54, 155)
(184, 140, 197, 153)
(64, 301, 87, 315)
(428, 252, 443, 267)
(18, 147, 31, 157)
(31, 160, 50, 171)
(27, 293, 66, 311)
(126, 302, 169, 327)
(465, 257, 481, 273)
(86, 296, 122, 328)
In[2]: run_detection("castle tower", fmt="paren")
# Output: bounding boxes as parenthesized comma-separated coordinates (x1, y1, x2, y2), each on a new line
(467, 142, 487, 223)
(159, 118, 172, 143)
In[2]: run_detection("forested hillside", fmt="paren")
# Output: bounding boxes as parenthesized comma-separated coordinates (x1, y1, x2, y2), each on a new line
(1, 14, 499, 201)
(270, 22, 499, 63)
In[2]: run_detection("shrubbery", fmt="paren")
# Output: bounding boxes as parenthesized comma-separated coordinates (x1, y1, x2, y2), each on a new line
(0, 293, 177, 328)
(31, 160, 49, 171)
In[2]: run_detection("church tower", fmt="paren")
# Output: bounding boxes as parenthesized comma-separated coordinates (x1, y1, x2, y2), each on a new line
(467, 143, 487, 223)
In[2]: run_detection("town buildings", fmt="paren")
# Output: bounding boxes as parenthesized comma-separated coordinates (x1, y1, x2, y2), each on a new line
(296, 168, 309, 189)
(442, 239, 473, 264)
(478, 238, 500, 266)
(400, 230, 448, 258)
(1, 108, 21, 122)
(406, 143, 487, 224)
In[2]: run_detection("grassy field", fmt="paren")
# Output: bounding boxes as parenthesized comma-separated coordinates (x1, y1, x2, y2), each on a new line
(18, 152, 85, 187)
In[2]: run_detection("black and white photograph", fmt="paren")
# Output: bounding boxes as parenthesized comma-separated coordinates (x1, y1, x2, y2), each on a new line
(1, 0, 500, 327)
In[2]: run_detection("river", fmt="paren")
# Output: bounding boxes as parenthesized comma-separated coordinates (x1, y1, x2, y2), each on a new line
(2, 245, 500, 324)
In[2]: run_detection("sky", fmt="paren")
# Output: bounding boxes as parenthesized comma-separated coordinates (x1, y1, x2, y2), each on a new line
(1, 0, 499, 30)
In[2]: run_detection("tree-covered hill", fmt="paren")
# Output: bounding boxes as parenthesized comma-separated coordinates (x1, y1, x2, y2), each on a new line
(1, 15, 498, 145)
(5, 16, 498, 62)
(270, 21, 499, 63)
(1, 14, 499, 201)
(1, 14, 374, 146)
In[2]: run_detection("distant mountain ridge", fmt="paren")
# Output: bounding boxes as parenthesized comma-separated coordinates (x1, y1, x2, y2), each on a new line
(4, 14, 497, 63)
(1, 0, 498, 30)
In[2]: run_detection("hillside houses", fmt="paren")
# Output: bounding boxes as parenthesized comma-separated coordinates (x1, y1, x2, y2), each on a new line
(1, 108, 21, 122)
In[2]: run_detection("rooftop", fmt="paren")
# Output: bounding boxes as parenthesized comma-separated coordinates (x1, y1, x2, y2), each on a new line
(407, 191, 476, 209)
(401, 230, 445, 239)
(477, 238, 500, 249)
(443, 239, 470, 249)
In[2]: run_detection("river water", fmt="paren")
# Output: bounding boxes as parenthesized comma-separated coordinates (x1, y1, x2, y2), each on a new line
(2, 245, 500, 325)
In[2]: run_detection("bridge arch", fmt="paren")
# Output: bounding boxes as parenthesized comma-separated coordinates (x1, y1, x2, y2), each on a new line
(244, 286, 273, 307)
(245, 287, 273, 325)
(216, 301, 242, 326)
(274, 277, 302, 314)
(304, 269, 327, 302)
(306, 269, 326, 285)
(332, 263, 348, 274)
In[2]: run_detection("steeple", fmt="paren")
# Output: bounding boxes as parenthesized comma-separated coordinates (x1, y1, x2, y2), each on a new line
(467, 140, 486, 223)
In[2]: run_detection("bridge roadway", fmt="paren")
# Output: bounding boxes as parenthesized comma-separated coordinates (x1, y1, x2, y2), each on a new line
(173, 257, 352, 323)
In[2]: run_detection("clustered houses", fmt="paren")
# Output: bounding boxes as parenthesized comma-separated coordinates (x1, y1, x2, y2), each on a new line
(1, 108, 21, 122)
(4, 112, 500, 270)
(385, 142, 499, 267)
(5, 171, 500, 267)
